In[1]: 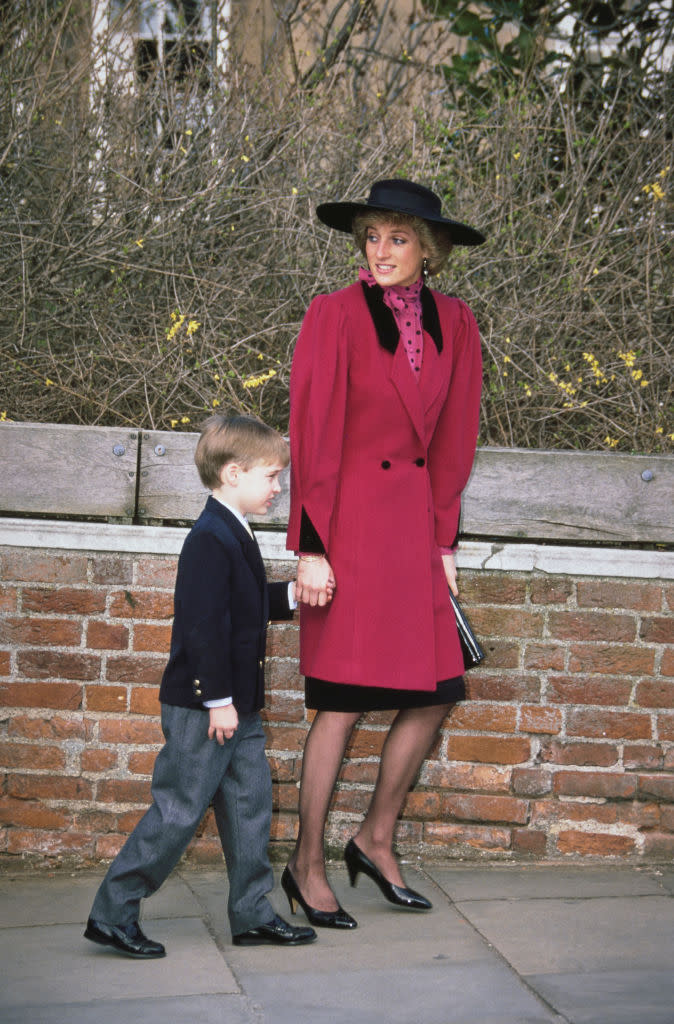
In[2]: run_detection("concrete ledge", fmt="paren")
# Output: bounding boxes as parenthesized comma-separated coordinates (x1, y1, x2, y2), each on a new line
(0, 517, 672, 579)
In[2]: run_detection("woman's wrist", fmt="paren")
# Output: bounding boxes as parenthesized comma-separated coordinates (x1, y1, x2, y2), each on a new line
(299, 553, 326, 562)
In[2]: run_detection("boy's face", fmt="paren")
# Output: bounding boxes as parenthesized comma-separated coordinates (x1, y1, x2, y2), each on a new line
(224, 460, 285, 517)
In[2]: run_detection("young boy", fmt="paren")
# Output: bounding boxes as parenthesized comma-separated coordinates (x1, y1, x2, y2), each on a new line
(85, 415, 317, 956)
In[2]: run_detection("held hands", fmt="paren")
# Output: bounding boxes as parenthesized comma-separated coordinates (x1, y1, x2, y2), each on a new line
(208, 704, 238, 745)
(442, 552, 459, 597)
(295, 554, 336, 607)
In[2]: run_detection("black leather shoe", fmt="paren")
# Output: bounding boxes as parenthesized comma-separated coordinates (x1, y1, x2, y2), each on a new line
(281, 865, 357, 929)
(232, 912, 317, 946)
(84, 917, 166, 958)
(344, 838, 432, 910)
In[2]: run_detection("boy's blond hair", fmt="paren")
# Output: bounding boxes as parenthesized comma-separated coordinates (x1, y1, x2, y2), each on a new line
(195, 414, 289, 490)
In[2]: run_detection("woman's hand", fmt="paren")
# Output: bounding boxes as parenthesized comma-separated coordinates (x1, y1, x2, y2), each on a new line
(442, 552, 458, 597)
(296, 555, 336, 607)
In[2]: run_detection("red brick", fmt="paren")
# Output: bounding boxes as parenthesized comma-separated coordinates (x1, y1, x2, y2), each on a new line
(344, 728, 387, 758)
(658, 713, 674, 741)
(660, 806, 674, 831)
(0, 742, 65, 771)
(465, 673, 541, 703)
(17, 651, 100, 682)
(634, 680, 674, 708)
(661, 649, 674, 677)
(520, 706, 562, 734)
(22, 587, 106, 615)
(577, 580, 662, 612)
(0, 797, 70, 830)
(546, 674, 633, 707)
(116, 809, 146, 831)
(81, 748, 119, 772)
(567, 709, 651, 740)
(127, 751, 158, 775)
(424, 822, 511, 851)
(529, 579, 574, 605)
(623, 744, 663, 770)
(641, 832, 674, 858)
(444, 792, 529, 824)
(1, 551, 88, 584)
(458, 576, 528, 605)
(447, 734, 531, 765)
(268, 755, 302, 784)
(451, 703, 518, 732)
(0, 651, 10, 676)
(640, 617, 674, 644)
(619, 802, 660, 828)
(0, 617, 82, 646)
(97, 779, 152, 804)
(398, 791, 441, 819)
(0, 585, 18, 612)
(72, 809, 120, 833)
(531, 799, 621, 827)
(95, 834, 127, 860)
(554, 770, 637, 799)
(274, 781, 302, 813)
(664, 748, 674, 770)
(269, 814, 299, 842)
(89, 556, 134, 585)
(8, 715, 85, 740)
(549, 611, 636, 643)
(86, 622, 129, 651)
(98, 719, 163, 745)
(135, 556, 179, 588)
(7, 774, 93, 801)
(568, 645, 655, 675)
(85, 685, 128, 712)
(264, 725, 311, 754)
(266, 660, 302, 690)
(556, 831, 635, 856)
(524, 644, 565, 671)
(0, 681, 82, 710)
(470, 607, 543, 639)
(512, 828, 548, 854)
(129, 687, 160, 715)
(512, 767, 552, 796)
(261, 692, 305, 723)
(133, 623, 171, 653)
(109, 591, 174, 620)
(421, 762, 512, 793)
(8, 829, 93, 856)
(539, 740, 619, 767)
(477, 641, 520, 669)
(266, 625, 300, 659)
(637, 774, 674, 801)
(105, 655, 164, 686)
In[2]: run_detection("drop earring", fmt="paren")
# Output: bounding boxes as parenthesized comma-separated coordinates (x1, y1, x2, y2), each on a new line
(422, 257, 430, 285)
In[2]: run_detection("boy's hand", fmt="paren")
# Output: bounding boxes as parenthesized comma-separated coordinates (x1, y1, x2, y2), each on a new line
(208, 704, 238, 745)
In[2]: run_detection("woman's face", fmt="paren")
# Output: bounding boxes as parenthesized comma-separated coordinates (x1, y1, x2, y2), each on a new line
(364, 220, 427, 288)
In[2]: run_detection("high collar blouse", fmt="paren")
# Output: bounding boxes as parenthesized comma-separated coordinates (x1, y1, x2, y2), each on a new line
(359, 267, 424, 378)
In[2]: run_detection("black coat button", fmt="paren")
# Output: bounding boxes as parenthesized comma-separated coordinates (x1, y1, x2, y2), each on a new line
(381, 460, 391, 469)
(415, 457, 425, 467)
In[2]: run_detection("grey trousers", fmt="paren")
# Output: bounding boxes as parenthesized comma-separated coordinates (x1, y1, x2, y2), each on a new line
(90, 703, 275, 936)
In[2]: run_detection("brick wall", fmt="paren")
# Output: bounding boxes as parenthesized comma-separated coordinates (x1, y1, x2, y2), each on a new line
(1, 542, 673, 867)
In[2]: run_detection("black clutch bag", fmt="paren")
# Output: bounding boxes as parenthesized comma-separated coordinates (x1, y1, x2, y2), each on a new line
(449, 591, 485, 670)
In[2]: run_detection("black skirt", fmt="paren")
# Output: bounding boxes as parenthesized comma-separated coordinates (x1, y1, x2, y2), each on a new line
(305, 675, 465, 712)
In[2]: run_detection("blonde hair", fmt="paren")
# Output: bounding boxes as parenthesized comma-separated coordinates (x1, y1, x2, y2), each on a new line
(195, 414, 289, 490)
(352, 210, 454, 277)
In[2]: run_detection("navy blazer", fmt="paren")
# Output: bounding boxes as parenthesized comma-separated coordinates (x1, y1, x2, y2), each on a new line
(159, 496, 293, 714)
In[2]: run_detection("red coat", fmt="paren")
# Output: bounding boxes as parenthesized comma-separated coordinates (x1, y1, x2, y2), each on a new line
(287, 280, 482, 691)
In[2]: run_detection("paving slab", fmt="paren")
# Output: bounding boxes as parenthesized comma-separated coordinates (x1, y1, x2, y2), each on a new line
(427, 863, 666, 902)
(528, 969, 674, 1024)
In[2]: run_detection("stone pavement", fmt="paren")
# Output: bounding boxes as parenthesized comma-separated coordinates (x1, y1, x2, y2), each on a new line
(1, 860, 673, 1024)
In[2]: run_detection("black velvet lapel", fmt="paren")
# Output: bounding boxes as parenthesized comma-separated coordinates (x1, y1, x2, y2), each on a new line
(360, 281, 443, 355)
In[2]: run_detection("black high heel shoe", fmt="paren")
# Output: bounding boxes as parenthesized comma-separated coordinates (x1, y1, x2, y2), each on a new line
(281, 866, 358, 929)
(344, 839, 432, 910)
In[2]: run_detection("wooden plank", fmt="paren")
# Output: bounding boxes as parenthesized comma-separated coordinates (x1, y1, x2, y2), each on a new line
(139, 433, 673, 544)
(0, 422, 139, 518)
(137, 430, 290, 525)
(461, 447, 674, 544)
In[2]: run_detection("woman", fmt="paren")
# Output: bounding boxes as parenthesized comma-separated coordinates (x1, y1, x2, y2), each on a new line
(284, 178, 485, 928)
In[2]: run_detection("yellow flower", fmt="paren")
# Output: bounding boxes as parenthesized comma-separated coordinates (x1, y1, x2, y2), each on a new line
(242, 369, 277, 389)
(45, 378, 55, 386)
(212, 399, 220, 408)
(170, 418, 178, 428)
(181, 416, 190, 424)
(604, 436, 619, 448)
(186, 320, 201, 337)
(0, 410, 11, 421)
(503, 355, 512, 364)
(655, 427, 663, 434)
(292, 187, 298, 195)
(135, 238, 144, 248)
(513, 151, 521, 160)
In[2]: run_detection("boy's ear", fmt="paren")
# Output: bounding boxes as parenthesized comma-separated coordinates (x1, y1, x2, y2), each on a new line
(219, 462, 240, 487)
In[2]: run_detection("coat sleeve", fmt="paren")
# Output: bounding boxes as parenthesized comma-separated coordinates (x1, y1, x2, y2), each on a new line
(287, 293, 350, 554)
(427, 298, 482, 549)
(268, 580, 295, 622)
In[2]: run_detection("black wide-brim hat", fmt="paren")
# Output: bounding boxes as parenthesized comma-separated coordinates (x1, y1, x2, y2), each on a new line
(316, 178, 486, 246)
